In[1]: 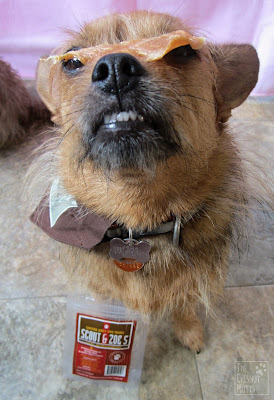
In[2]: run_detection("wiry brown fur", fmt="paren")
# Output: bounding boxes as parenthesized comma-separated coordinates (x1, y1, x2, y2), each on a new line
(2, 11, 261, 352)
(0, 59, 50, 148)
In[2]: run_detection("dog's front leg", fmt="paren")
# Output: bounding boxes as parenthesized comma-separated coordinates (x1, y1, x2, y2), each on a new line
(172, 308, 204, 353)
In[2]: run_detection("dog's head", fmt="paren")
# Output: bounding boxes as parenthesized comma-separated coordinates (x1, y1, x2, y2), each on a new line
(36, 11, 259, 227)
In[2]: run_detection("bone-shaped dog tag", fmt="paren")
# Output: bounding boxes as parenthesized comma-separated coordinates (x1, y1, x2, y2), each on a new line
(109, 238, 151, 272)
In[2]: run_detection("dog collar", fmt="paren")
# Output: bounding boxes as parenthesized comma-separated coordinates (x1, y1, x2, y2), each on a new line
(105, 215, 182, 246)
(30, 179, 195, 249)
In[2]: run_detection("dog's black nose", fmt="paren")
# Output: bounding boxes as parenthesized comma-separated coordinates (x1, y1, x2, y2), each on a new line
(92, 53, 146, 95)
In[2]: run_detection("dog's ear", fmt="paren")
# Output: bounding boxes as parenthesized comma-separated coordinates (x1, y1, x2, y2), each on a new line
(36, 56, 61, 123)
(212, 44, 259, 122)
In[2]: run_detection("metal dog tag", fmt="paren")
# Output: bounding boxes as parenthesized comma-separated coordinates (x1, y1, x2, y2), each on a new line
(109, 234, 151, 272)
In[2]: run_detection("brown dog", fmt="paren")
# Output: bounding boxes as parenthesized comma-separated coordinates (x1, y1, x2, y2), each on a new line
(1, 11, 260, 353)
(0, 59, 49, 148)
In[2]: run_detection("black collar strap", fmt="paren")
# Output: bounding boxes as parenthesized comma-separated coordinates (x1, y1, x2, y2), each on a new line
(105, 213, 194, 246)
(30, 179, 196, 249)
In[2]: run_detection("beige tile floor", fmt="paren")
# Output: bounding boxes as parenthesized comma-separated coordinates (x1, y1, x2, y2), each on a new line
(0, 86, 273, 400)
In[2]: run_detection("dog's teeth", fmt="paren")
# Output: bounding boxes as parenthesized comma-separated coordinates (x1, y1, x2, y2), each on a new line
(104, 111, 144, 124)
(104, 115, 111, 124)
(117, 112, 130, 122)
(129, 111, 137, 121)
(109, 113, 118, 123)
(122, 112, 130, 122)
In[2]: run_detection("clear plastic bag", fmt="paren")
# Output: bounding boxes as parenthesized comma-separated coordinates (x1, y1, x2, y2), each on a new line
(63, 292, 150, 392)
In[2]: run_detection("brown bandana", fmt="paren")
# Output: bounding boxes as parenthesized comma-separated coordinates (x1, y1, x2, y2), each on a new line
(30, 197, 113, 250)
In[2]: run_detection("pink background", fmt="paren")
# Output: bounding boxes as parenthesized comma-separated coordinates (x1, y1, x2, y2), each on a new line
(0, 0, 273, 95)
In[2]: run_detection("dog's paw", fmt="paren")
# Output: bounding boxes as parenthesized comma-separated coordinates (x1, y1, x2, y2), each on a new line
(173, 313, 204, 353)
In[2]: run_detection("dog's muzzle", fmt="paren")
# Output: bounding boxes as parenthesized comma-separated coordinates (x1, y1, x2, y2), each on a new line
(80, 52, 180, 171)
(91, 53, 148, 136)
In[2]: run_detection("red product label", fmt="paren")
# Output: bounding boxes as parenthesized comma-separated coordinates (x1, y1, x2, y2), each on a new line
(73, 313, 136, 382)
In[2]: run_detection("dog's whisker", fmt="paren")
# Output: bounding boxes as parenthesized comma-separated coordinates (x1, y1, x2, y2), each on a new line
(58, 109, 86, 124)
(175, 84, 210, 90)
(59, 107, 86, 119)
(181, 93, 215, 105)
(160, 81, 214, 106)
(52, 123, 77, 162)
(159, 84, 209, 124)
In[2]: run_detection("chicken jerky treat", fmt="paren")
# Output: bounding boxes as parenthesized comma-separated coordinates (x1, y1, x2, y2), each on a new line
(45, 30, 205, 65)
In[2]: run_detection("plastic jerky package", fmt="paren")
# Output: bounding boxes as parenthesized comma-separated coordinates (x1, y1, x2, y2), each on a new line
(64, 293, 150, 395)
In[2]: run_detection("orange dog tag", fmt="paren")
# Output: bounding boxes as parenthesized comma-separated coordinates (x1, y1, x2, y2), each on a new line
(113, 258, 145, 272)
